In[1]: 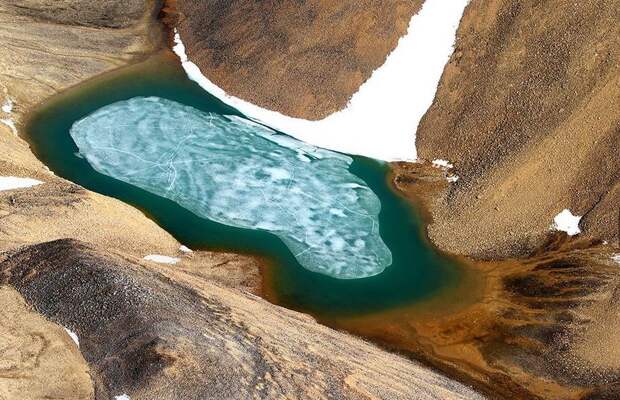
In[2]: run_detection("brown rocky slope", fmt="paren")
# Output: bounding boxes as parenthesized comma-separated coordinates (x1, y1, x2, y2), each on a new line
(175, 0, 619, 259)
(416, 0, 619, 258)
(173, 0, 422, 119)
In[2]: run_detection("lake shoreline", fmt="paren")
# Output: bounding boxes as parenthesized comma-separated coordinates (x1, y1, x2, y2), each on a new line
(21, 49, 498, 395)
(23, 51, 476, 314)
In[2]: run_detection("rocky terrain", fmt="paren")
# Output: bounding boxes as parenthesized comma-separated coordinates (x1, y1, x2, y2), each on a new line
(0, 1, 482, 399)
(174, 0, 618, 259)
(416, 0, 619, 258)
(173, 0, 422, 119)
(389, 164, 620, 399)
(1, 0, 619, 399)
(0, 239, 482, 400)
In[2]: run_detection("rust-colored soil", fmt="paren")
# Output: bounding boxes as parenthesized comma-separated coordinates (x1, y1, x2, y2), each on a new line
(0, 239, 483, 400)
(375, 164, 620, 399)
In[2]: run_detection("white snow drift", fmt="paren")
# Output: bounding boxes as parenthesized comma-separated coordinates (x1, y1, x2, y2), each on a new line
(1, 97, 17, 135)
(179, 245, 193, 253)
(552, 209, 582, 236)
(1, 98, 12, 113)
(64, 327, 80, 347)
(173, 0, 469, 161)
(144, 254, 181, 264)
(432, 159, 454, 169)
(0, 176, 43, 191)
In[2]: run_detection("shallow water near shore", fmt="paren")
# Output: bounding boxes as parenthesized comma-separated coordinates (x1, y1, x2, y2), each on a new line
(25, 54, 465, 317)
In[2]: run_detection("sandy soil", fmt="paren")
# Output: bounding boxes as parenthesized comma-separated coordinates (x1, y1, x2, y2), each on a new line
(0, 286, 94, 400)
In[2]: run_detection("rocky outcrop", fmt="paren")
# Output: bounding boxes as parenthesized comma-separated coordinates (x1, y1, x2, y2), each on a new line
(415, 0, 620, 258)
(173, 0, 421, 120)
(0, 239, 483, 400)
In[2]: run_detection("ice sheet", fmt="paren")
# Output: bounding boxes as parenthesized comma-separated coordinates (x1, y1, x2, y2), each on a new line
(71, 97, 392, 279)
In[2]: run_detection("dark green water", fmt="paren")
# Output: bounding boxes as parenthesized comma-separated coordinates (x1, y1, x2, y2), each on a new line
(25, 56, 463, 317)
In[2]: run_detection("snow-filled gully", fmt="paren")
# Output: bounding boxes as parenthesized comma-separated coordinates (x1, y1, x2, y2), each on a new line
(173, 0, 470, 161)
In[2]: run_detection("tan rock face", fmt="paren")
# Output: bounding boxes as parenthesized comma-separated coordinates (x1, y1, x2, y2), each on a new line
(0, 286, 94, 400)
(415, 0, 620, 258)
(174, 0, 421, 120)
(0, 0, 164, 112)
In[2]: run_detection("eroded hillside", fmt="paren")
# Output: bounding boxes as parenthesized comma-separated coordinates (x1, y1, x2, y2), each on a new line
(0, 239, 482, 400)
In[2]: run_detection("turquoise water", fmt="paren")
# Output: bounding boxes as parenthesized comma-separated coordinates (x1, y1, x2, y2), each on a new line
(25, 56, 462, 317)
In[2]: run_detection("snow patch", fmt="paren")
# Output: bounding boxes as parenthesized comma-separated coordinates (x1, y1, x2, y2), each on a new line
(1, 97, 17, 135)
(432, 159, 454, 169)
(144, 254, 181, 264)
(114, 395, 130, 400)
(63, 327, 79, 347)
(172, 0, 469, 161)
(179, 245, 193, 253)
(2, 98, 13, 113)
(552, 209, 582, 236)
(447, 175, 459, 183)
(0, 176, 43, 191)
(0, 119, 17, 135)
(612, 254, 620, 265)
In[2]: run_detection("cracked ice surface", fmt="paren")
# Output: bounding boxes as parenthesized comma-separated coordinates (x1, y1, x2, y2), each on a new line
(70, 97, 392, 279)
